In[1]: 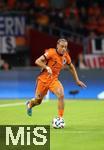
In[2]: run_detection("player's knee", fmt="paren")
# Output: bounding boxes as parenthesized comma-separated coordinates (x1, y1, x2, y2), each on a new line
(58, 94, 64, 100)
(55, 88, 64, 100)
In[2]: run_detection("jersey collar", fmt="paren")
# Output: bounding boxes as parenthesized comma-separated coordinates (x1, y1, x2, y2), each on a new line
(56, 49, 63, 56)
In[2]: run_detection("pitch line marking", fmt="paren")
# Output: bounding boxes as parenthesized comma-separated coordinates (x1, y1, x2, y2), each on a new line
(0, 102, 25, 107)
(0, 100, 48, 108)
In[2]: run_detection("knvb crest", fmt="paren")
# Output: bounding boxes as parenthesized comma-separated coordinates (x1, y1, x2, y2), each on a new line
(62, 58, 66, 65)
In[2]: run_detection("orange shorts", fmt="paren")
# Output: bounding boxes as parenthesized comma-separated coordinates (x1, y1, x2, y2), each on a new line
(35, 79, 64, 99)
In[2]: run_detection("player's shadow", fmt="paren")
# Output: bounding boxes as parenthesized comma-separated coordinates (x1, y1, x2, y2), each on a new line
(69, 90, 79, 98)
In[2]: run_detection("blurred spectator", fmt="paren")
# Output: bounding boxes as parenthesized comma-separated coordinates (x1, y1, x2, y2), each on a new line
(84, 31, 97, 54)
(85, 16, 97, 34)
(49, 8, 59, 27)
(78, 53, 88, 69)
(36, 13, 49, 26)
(97, 15, 104, 35)
(0, 55, 10, 70)
(87, 2, 101, 18)
(65, 2, 79, 19)
(0, 0, 104, 37)
(35, 0, 49, 8)
(0, 0, 5, 11)
(7, 0, 16, 10)
(68, 36, 88, 69)
(0, 0, 104, 69)
(79, 6, 87, 24)
(50, 0, 66, 9)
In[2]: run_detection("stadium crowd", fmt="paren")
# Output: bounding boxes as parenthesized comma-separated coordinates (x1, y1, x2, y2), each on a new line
(0, 0, 103, 69)
(0, 0, 104, 37)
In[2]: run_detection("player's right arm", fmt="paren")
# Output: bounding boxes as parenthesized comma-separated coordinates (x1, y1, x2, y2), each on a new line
(35, 55, 52, 74)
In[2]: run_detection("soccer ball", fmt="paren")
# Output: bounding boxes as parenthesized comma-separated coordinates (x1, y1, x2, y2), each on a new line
(52, 117, 65, 129)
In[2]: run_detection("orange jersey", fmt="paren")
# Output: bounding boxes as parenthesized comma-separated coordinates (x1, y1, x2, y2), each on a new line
(38, 48, 71, 82)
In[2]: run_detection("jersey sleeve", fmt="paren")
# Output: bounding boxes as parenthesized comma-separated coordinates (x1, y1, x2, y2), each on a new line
(44, 49, 54, 60)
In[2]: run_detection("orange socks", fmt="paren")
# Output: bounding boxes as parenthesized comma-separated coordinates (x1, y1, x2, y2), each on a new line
(58, 109, 64, 118)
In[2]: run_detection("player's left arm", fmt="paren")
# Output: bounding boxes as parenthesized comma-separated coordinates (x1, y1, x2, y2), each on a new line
(68, 63, 87, 88)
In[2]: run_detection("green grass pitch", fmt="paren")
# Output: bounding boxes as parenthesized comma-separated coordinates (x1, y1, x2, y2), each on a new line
(0, 99, 104, 150)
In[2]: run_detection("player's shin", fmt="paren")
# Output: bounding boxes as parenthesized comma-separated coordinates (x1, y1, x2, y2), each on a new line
(58, 95, 64, 118)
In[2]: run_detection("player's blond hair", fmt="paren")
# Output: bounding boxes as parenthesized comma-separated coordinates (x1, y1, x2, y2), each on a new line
(57, 38, 68, 44)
